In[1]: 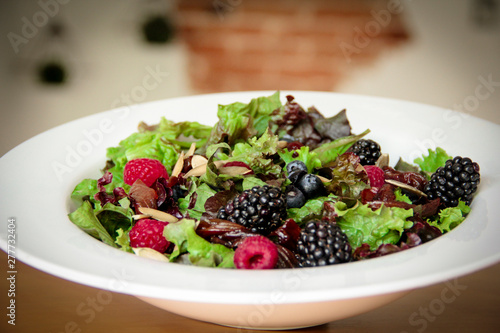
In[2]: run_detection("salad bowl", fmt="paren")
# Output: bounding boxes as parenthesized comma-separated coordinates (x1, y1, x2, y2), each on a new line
(1, 91, 499, 330)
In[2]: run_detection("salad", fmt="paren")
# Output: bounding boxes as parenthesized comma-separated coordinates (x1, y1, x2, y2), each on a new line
(68, 92, 481, 269)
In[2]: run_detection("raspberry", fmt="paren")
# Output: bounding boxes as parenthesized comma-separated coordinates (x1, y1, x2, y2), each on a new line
(234, 236, 278, 269)
(364, 165, 385, 188)
(129, 219, 170, 253)
(124, 158, 169, 187)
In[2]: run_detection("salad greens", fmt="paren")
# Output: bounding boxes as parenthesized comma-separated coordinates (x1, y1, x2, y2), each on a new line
(68, 91, 474, 268)
(334, 201, 414, 250)
(165, 219, 235, 268)
(414, 147, 452, 176)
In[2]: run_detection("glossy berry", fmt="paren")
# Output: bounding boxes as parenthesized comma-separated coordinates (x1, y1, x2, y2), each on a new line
(234, 235, 279, 269)
(124, 158, 169, 187)
(296, 174, 326, 199)
(364, 165, 385, 188)
(286, 185, 307, 208)
(287, 169, 307, 185)
(424, 156, 480, 207)
(217, 185, 287, 235)
(129, 219, 170, 253)
(286, 160, 307, 176)
(347, 139, 381, 165)
(297, 221, 352, 267)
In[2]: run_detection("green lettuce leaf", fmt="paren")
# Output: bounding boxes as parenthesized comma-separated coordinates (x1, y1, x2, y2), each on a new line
(68, 201, 117, 247)
(68, 198, 134, 249)
(155, 118, 212, 149)
(242, 177, 268, 191)
(278, 146, 322, 174)
(335, 201, 414, 250)
(312, 129, 370, 166)
(394, 188, 413, 204)
(287, 195, 337, 226)
(228, 130, 283, 177)
(95, 202, 134, 239)
(70, 179, 99, 203)
(105, 118, 211, 188)
(105, 131, 179, 188)
(186, 183, 218, 220)
(414, 147, 452, 174)
(204, 92, 282, 148)
(164, 219, 235, 268)
(115, 228, 133, 253)
(428, 201, 471, 233)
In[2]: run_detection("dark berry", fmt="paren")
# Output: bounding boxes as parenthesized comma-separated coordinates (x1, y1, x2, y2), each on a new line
(285, 185, 307, 208)
(288, 169, 307, 185)
(347, 139, 381, 165)
(172, 184, 188, 202)
(297, 221, 352, 267)
(286, 160, 308, 175)
(296, 174, 326, 199)
(216, 185, 287, 235)
(424, 156, 480, 207)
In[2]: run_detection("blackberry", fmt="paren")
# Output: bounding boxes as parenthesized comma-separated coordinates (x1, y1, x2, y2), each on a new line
(347, 139, 381, 165)
(297, 221, 352, 267)
(217, 185, 287, 235)
(424, 156, 480, 207)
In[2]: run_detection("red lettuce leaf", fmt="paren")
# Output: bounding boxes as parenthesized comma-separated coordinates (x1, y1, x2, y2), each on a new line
(93, 171, 127, 206)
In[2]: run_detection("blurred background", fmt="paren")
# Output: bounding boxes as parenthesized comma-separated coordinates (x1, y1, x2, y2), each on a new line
(1, 0, 499, 156)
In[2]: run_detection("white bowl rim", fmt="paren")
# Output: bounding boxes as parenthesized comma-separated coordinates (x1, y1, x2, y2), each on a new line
(1, 90, 499, 305)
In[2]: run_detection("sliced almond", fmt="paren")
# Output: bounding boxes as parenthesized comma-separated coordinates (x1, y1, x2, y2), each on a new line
(183, 160, 229, 178)
(185, 142, 196, 158)
(190, 155, 208, 169)
(184, 164, 208, 177)
(171, 151, 185, 177)
(184, 160, 224, 177)
(385, 179, 427, 197)
(317, 175, 331, 183)
(218, 166, 253, 176)
(133, 247, 170, 263)
(278, 140, 289, 149)
(376, 153, 390, 168)
(132, 214, 150, 220)
(213, 160, 226, 168)
(138, 207, 179, 223)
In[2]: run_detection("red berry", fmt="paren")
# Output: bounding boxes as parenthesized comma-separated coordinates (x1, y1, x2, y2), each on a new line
(129, 219, 170, 253)
(234, 236, 278, 269)
(124, 158, 168, 187)
(364, 165, 385, 188)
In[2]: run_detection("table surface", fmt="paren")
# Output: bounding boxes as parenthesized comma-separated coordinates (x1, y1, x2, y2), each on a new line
(1, 250, 499, 333)
(1, 92, 500, 333)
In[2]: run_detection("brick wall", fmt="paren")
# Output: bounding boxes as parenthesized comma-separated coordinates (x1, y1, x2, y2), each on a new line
(175, 0, 410, 92)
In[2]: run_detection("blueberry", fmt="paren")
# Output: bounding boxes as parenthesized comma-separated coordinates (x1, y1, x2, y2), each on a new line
(286, 160, 307, 176)
(296, 174, 326, 199)
(288, 170, 307, 185)
(286, 186, 306, 208)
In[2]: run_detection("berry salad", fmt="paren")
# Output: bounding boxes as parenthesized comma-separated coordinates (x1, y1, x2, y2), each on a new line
(68, 92, 481, 269)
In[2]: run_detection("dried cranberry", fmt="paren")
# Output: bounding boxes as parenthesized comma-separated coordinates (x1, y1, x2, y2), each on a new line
(287, 141, 304, 151)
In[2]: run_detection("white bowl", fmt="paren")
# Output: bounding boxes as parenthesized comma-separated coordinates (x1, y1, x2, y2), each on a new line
(1, 91, 499, 330)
